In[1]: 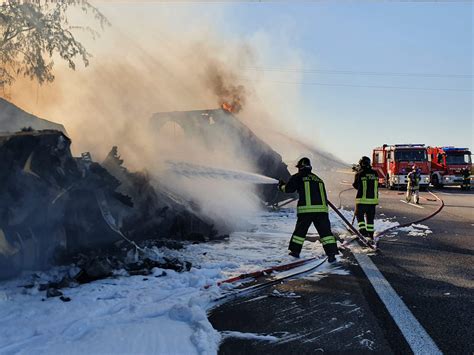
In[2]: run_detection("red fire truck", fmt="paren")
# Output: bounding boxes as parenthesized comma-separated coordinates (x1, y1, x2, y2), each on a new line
(427, 146, 472, 188)
(372, 144, 431, 189)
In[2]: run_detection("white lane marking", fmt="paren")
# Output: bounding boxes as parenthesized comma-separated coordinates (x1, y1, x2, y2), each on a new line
(353, 252, 442, 355)
(400, 200, 424, 209)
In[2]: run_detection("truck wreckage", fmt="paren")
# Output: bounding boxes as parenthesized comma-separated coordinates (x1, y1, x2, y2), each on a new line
(0, 102, 293, 279)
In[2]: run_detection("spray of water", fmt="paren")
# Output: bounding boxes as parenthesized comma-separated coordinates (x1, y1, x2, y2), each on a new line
(166, 161, 279, 185)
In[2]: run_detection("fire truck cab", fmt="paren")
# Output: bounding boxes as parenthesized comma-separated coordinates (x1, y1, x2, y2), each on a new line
(372, 144, 431, 189)
(428, 146, 472, 188)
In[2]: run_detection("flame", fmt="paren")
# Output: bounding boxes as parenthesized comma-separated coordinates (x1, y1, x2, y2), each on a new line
(221, 102, 233, 113)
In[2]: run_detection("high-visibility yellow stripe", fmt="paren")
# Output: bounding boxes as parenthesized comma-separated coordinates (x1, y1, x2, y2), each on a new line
(320, 235, 336, 245)
(319, 182, 326, 207)
(356, 198, 378, 204)
(362, 179, 367, 201)
(297, 177, 328, 214)
(304, 181, 311, 206)
(358, 176, 379, 204)
(291, 235, 305, 245)
(297, 205, 329, 213)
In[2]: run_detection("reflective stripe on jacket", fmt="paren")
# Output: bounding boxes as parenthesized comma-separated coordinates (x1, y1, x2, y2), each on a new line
(279, 170, 328, 214)
(353, 168, 379, 205)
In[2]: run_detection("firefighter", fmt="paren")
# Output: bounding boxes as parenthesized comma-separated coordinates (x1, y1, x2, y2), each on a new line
(278, 157, 338, 263)
(461, 167, 471, 190)
(352, 156, 379, 240)
(406, 166, 421, 204)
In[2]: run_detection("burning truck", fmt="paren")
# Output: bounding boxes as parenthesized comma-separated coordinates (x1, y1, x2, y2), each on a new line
(0, 100, 293, 279)
(150, 107, 292, 204)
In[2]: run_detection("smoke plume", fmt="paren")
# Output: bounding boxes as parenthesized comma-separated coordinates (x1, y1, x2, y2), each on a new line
(0, 3, 341, 230)
(206, 62, 246, 113)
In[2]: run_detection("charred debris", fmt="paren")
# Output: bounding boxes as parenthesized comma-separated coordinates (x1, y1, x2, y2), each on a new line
(0, 104, 292, 282)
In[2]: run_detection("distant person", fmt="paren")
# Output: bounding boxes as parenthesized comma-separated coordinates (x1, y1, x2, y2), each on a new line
(352, 156, 379, 240)
(278, 157, 338, 263)
(406, 166, 421, 204)
(461, 167, 471, 190)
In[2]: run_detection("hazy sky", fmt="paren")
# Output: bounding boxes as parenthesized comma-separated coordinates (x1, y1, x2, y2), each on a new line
(209, 1, 473, 163)
(86, 1, 474, 163)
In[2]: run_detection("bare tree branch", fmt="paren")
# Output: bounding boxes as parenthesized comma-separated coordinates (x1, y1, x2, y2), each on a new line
(0, 0, 110, 87)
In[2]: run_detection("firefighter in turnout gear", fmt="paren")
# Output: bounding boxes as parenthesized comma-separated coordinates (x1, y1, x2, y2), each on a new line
(461, 168, 471, 190)
(406, 166, 421, 204)
(278, 157, 338, 263)
(352, 156, 379, 240)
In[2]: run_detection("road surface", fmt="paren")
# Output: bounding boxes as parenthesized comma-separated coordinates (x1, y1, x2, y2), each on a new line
(209, 176, 473, 354)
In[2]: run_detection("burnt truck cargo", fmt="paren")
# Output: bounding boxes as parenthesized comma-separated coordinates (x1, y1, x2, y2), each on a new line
(0, 106, 292, 279)
(0, 131, 221, 279)
(150, 109, 293, 204)
(0, 98, 66, 133)
(0, 130, 132, 278)
(102, 146, 220, 241)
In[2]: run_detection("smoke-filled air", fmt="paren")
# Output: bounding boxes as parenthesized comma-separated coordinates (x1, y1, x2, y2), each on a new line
(2, 2, 471, 354)
(3, 3, 343, 230)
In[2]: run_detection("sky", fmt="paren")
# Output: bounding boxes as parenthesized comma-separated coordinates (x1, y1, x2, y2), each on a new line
(10, 1, 473, 165)
(207, 1, 473, 163)
(97, 0, 472, 164)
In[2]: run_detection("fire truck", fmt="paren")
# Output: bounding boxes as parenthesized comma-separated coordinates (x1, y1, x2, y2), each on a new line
(427, 146, 472, 188)
(372, 144, 431, 189)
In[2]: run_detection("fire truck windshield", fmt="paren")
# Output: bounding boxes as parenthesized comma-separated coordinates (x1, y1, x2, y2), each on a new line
(446, 153, 471, 165)
(394, 149, 427, 162)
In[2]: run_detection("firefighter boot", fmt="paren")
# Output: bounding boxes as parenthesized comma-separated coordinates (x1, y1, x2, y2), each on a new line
(288, 250, 300, 258)
(322, 238, 339, 264)
(414, 190, 420, 204)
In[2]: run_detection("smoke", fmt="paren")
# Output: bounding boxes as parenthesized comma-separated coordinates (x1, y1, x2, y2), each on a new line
(0, 3, 341, 231)
(206, 62, 246, 113)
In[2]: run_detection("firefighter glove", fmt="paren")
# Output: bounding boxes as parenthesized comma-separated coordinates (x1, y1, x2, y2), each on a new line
(278, 179, 285, 191)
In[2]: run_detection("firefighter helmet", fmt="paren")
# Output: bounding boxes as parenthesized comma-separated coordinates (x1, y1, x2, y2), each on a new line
(359, 156, 371, 168)
(296, 157, 312, 169)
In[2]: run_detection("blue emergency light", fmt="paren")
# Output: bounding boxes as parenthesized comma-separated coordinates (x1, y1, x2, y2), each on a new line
(442, 147, 469, 151)
(394, 144, 425, 148)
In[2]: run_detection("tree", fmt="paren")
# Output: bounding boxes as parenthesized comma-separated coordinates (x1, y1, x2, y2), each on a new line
(0, 0, 109, 88)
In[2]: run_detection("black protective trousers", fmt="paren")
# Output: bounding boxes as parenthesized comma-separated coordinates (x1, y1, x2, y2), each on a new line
(289, 212, 339, 257)
(355, 204, 376, 238)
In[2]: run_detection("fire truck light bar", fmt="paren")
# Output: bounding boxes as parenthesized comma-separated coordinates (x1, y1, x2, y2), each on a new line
(442, 147, 469, 151)
(393, 144, 425, 148)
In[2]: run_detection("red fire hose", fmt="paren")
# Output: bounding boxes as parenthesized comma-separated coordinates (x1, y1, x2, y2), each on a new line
(375, 189, 444, 238)
(207, 256, 317, 288)
(211, 190, 443, 289)
(327, 200, 376, 250)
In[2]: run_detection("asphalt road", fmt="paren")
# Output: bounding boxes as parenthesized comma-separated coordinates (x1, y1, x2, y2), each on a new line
(358, 187, 473, 354)
(209, 174, 473, 354)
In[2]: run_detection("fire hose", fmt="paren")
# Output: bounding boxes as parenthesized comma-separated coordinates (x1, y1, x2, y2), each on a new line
(211, 190, 444, 293)
(327, 200, 376, 250)
(206, 256, 318, 289)
(214, 257, 328, 301)
(375, 189, 444, 238)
